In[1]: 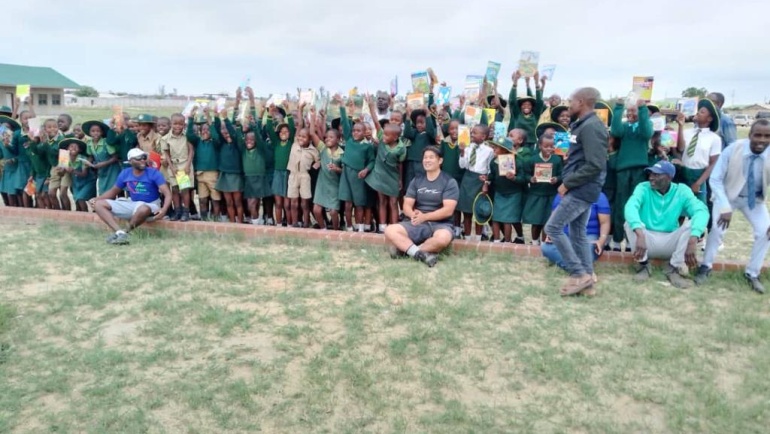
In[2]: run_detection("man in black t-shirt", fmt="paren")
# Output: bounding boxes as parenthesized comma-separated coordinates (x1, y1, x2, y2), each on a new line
(384, 146, 459, 267)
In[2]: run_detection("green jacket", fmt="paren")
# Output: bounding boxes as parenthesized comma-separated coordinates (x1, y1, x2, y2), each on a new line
(266, 115, 295, 171)
(611, 103, 653, 171)
(508, 86, 544, 144)
(624, 181, 708, 238)
(186, 117, 221, 171)
(404, 93, 436, 162)
(339, 107, 375, 172)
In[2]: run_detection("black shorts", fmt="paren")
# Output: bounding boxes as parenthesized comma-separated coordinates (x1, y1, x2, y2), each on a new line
(399, 220, 453, 245)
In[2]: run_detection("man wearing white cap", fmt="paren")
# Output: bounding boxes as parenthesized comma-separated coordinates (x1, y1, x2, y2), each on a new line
(624, 160, 709, 288)
(92, 148, 172, 245)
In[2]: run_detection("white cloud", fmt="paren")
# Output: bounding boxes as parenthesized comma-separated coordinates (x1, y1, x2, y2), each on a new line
(5, 0, 770, 104)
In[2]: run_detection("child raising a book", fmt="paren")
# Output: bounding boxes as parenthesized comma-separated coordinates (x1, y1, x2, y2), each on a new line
(523, 132, 563, 244)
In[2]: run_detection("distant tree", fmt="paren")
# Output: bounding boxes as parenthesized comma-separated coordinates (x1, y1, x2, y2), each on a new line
(681, 87, 708, 98)
(74, 86, 99, 97)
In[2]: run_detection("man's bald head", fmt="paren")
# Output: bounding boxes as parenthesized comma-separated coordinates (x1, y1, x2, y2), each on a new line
(569, 87, 601, 117)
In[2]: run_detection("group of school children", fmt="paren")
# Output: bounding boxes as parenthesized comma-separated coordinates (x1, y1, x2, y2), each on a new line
(0, 69, 722, 248)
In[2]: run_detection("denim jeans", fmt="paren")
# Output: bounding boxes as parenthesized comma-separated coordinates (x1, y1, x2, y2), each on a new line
(544, 194, 594, 276)
(541, 235, 599, 270)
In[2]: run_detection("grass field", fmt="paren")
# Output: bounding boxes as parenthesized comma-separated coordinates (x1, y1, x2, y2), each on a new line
(0, 217, 769, 433)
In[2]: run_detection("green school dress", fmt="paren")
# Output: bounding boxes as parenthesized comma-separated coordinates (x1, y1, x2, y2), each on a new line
(87, 138, 121, 196)
(508, 86, 545, 145)
(523, 153, 563, 225)
(366, 138, 406, 198)
(70, 158, 96, 201)
(313, 143, 344, 210)
(0, 141, 17, 194)
(10, 131, 31, 192)
(216, 119, 244, 192)
(266, 116, 295, 198)
(28, 140, 51, 194)
(440, 139, 464, 186)
(241, 119, 271, 199)
(489, 156, 528, 223)
(338, 107, 375, 207)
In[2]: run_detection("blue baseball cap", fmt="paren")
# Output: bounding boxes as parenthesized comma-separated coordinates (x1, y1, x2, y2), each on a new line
(645, 161, 676, 178)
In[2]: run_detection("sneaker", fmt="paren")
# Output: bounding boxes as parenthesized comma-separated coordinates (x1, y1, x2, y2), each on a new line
(693, 265, 711, 286)
(634, 263, 651, 282)
(745, 274, 766, 294)
(190, 213, 201, 221)
(388, 245, 406, 259)
(560, 274, 593, 296)
(105, 233, 118, 244)
(254, 217, 265, 225)
(414, 250, 438, 267)
(665, 264, 693, 289)
(266, 218, 275, 226)
(180, 208, 190, 222)
(513, 237, 525, 244)
(108, 232, 129, 245)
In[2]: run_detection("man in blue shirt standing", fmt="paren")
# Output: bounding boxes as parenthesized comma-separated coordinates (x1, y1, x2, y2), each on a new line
(93, 148, 172, 245)
(708, 92, 737, 148)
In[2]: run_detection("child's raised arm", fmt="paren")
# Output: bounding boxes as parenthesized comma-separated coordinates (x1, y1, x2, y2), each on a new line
(232, 87, 242, 125)
(339, 96, 353, 142)
(307, 106, 324, 149)
(367, 95, 382, 135)
(186, 107, 200, 146)
(508, 70, 521, 132)
(534, 71, 545, 117)
(295, 102, 306, 130)
(265, 105, 280, 144)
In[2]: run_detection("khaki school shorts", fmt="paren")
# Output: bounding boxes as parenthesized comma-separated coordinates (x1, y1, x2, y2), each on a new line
(48, 167, 72, 190)
(287, 172, 311, 199)
(196, 170, 221, 200)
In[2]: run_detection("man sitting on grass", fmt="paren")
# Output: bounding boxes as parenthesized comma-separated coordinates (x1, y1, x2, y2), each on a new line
(624, 161, 709, 288)
(92, 148, 172, 245)
(384, 146, 459, 267)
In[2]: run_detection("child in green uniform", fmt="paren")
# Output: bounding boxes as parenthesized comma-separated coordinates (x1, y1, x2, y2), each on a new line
(440, 119, 464, 237)
(551, 105, 572, 130)
(458, 125, 495, 240)
(523, 133, 563, 244)
(11, 111, 34, 208)
(187, 106, 222, 221)
(508, 70, 545, 149)
(0, 116, 21, 206)
(27, 119, 57, 208)
(216, 108, 245, 223)
(403, 79, 437, 188)
(57, 114, 73, 137)
(487, 138, 528, 242)
(366, 102, 407, 232)
(72, 123, 85, 140)
(309, 107, 344, 230)
(83, 120, 121, 197)
(266, 101, 295, 227)
(61, 138, 96, 211)
(242, 128, 272, 224)
(338, 100, 375, 232)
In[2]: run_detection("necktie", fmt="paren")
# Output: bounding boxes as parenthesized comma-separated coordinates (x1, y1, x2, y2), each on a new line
(686, 129, 700, 158)
(747, 154, 759, 210)
(469, 144, 477, 168)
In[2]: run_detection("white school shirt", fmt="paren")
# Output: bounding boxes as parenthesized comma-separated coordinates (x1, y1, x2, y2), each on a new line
(459, 142, 495, 174)
(682, 128, 722, 170)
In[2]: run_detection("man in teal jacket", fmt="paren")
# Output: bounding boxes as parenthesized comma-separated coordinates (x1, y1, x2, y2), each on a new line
(624, 161, 709, 288)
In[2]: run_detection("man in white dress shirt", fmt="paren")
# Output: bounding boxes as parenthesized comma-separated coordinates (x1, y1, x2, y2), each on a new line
(696, 119, 770, 293)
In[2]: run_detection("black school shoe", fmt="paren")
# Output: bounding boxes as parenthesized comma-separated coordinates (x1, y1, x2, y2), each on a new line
(414, 250, 438, 267)
(694, 265, 711, 286)
(170, 209, 181, 221)
(745, 274, 766, 294)
(180, 207, 190, 222)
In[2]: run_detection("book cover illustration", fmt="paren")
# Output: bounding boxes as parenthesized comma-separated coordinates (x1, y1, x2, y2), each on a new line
(632, 76, 654, 103)
(58, 149, 69, 167)
(390, 76, 398, 96)
(464, 106, 482, 127)
(518, 51, 540, 78)
(534, 163, 553, 183)
(436, 86, 452, 106)
(554, 132, 570, 156)
(15, 84, 30, 102)
(407, 93, 424, 110)
(27, 117, 41, 138)
(112, 106, 124, 129)
(493, 122, 506, 144)
(463, 75, 483, 102)
(299, 89, 315, 106)
(498, 154, 516, 176)
(458, 125, 471, 148)
(660, 131, 678, 147)
(677, 98, 698, 117)
(594, 108, 610, 126)
(485, 61, 501, 83)
(541, 64, 556, 81)
(484, 108, 496, 125)
(24, 179, 36, 196)
(411, 71, 430, 94)
(175, 171, 192, 190)
(651, 116, 666, 131)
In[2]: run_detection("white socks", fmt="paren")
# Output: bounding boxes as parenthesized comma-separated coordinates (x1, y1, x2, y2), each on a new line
(406, 244, 420, 257)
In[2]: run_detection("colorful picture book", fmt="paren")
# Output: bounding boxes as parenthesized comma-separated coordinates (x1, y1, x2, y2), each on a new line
(651, 116, 666, 132)
(484, 108, 496, 125)
(458, 125, 471, 148)
(175, 171, 192, 190)
(299, 89, 314, 106)
(541, 64, 556, 81)
(594, 108, 610, 126)
(406, 93, 424, 110)
(436, 86, 452, 106)
(351, 95, 365, 118)
(518, 51, 540, 78)
(326, 99, 341, 120)
(24, 179, 36, 196)
(390, 76, 398, 96)
(554, 132, 570, 156)
(58, 149, 70, 167)
(632, 76, 655, 103)
(215, 97, 227, 112)
(464, 106, 482, 127)
(677, 98, 698, 117)
(660, 130, 678, 147)
(16, 84, 30, 102)
(493, 122, 506, 144)
(498, 154, 516, 176)
(534, 163, 553, 183)
(485, 61, 501, 83)
(27, 117, 41, 138)
(411, 71, 430, 94)
(112, 105, 124, 129)
(463, 75, 483, 102)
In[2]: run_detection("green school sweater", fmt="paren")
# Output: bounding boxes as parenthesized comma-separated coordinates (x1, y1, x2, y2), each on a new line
(514, 146, 534, 166)
(526, 153, 563, 196)
(339, 107, 375, 172)
(266, 115, 295, 171)
(106, 128, 138, 162)
(508, 86, 544, 144)
(403, 93, 437, 162)
(29, 139, 57, 175)
(489, 157, 528, 195)
(439, 139, 462, 179)
(611, 103, 653, 171)
(218, 119, 243, 174)
(186, 117, 221, 171)
(241, 121, 270, 176)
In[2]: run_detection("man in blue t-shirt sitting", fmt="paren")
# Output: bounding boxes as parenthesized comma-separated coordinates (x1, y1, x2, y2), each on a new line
(93, 148, 172, 245)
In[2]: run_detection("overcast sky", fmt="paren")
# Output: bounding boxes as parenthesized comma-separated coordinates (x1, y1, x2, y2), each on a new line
(6, 0, 769, 105)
